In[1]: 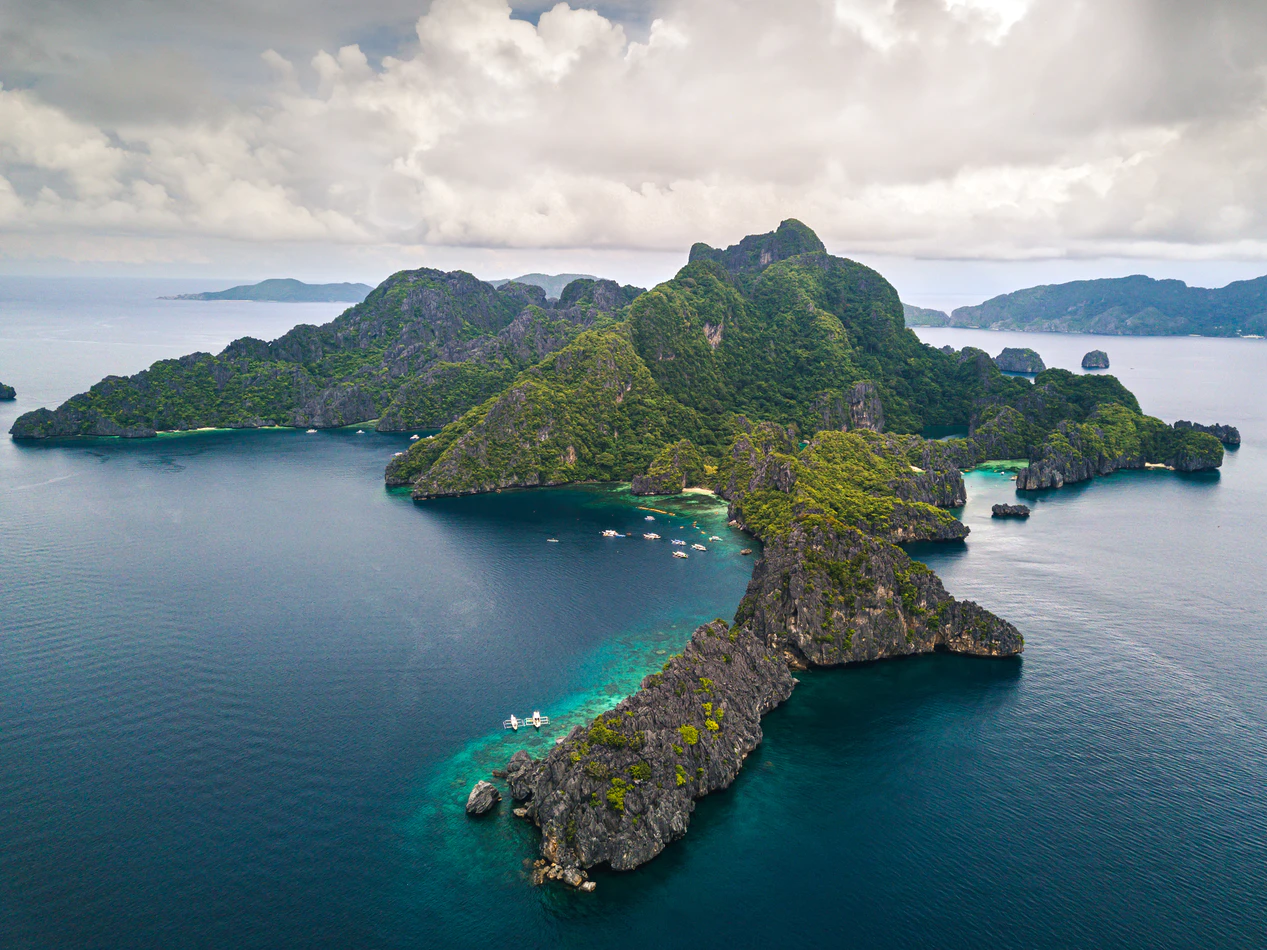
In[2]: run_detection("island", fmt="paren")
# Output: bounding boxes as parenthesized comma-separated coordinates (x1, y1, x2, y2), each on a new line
(994, 347, 1046, 374)
(379, 222, 1225, 885)
(940, 274, 1267, 337)
(902, 303, 950, 327)
(162, 278, 373, 303)
(489, 273, 597, 299)
(11, 220, 1231, 889)
(992, 503, 1030, 518)
(11, 277, 644, 438)
(1081, 350, 1110, 369)
(0, 381, 14, 400)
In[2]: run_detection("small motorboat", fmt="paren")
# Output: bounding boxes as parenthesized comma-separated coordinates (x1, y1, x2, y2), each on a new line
(306, 428, 317, 434)
(645, 515, 655, 521)
(643, 533, 661, 540)
(356, 429, 365, 434)
(601, 529, 620, 537)
(393, 451, 404, 457)
(692, 544, 707, 551)
(709, 535, 721, 541)
(409, 434, 420, 440)
(673, 551, 689, 559)
(740, 548, 753, 555)
(671, 539, 686, 546)
(546, 538, 559, 543)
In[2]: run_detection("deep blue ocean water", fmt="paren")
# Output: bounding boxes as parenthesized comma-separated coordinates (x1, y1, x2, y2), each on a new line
(1, 284, 1265, 948)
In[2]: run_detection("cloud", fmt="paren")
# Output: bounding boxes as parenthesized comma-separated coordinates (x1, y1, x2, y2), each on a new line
(3, 0, 1267, 267)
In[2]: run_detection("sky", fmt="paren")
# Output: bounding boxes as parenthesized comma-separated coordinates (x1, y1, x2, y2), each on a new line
(3, 0, 1267, 310)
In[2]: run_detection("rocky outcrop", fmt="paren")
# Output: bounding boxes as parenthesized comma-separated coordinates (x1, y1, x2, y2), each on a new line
(11, 271, 638, 440)
(0, 382, 14, 400)
(1174, 420, 1240, 446)
(1081, 350, 1110, 369)
(506, 619, 796, 872)
(736, 524, 1023, 668)
(991, 504, 1030, 518)
(688, 218, 825, 276)
(465, 780, 501, 815)
(994, 347, 1046, 374)
(499, 429, 1020, 880)
(1016, 405, 1223, 490)
(631, 439, 707, 495)
(846, 381, 884, 431)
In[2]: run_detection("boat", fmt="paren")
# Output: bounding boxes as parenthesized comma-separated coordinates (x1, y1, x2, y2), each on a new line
(740, 548, 753, 555)
(673, 551, 689, 559)
(393, 451, 404, 457)
(643, 533, 661, 540)
(671, 539, 686, 546)
(709, 535, 721, 541)
(503, 711, 551, 731)
(356, 429, 364, 434)
(645, 515, 655, 521)
(306, 428, 317, 434)
(692, 544, 707, 551)
(409, 434, 420, 440)
(601, 529, 620, 537)
(546, 538, 559, 543)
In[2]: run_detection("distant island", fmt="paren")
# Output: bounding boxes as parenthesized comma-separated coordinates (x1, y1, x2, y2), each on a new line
(0, 381, 14, 400)
(902, 303, 950, 327)
(905, 275, 1267, 337)
(488, 273, 597, 299)
(162, 278, 373, 303)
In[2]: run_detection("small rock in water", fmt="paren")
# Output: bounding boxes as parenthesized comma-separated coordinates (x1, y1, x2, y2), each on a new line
(1081, 349, 1110, 369)
(465, 780, 501, 816)
(991, 503, 1031, 518)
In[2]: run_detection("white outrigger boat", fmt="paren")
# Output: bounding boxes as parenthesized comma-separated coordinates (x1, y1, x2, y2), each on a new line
(692, 543, 707, 551)
(670, 539, 686, 546)
(709, 535, 721, 541)
(306, 428, 317, 434)
(645, 515, 655, 521)
(673, 551, 689, 559)
(601, 529, 621, 537)
(503, 711, 551, 731)
(410, 434, 420, 440)
(643, 532, 661, 540)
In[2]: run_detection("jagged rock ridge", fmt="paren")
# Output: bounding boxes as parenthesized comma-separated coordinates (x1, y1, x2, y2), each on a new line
(11, 273, 642, 439)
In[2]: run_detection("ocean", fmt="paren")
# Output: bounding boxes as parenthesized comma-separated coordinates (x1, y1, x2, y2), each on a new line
(1, 283, 1264, 948)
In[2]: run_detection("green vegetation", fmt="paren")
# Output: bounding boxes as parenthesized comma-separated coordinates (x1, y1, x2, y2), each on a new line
(947, 273, 1267, 336)
(167, 278, 373, 303)
(678, 725, 700, 746)
(13, 271, 636, 439)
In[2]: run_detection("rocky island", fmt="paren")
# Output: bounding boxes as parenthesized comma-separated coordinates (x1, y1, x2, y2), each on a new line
(1081, 350, 1110, 369)
(377, 222, 1224, 885)
(162, 278, 373, 303)
(1174, 420, 1240, 447)
(994, 347, 1047, 374)
(12, 220, 1232, 889)
(11, 275, 643, 438)
(0, 381, 14, 400)
(992, 503, 1031, 518)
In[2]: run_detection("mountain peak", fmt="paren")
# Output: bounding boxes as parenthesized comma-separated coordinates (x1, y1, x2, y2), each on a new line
(688, 219, 825, 275)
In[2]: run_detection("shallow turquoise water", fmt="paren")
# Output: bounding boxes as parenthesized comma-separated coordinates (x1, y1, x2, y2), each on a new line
(1, 284, 1265, 947)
